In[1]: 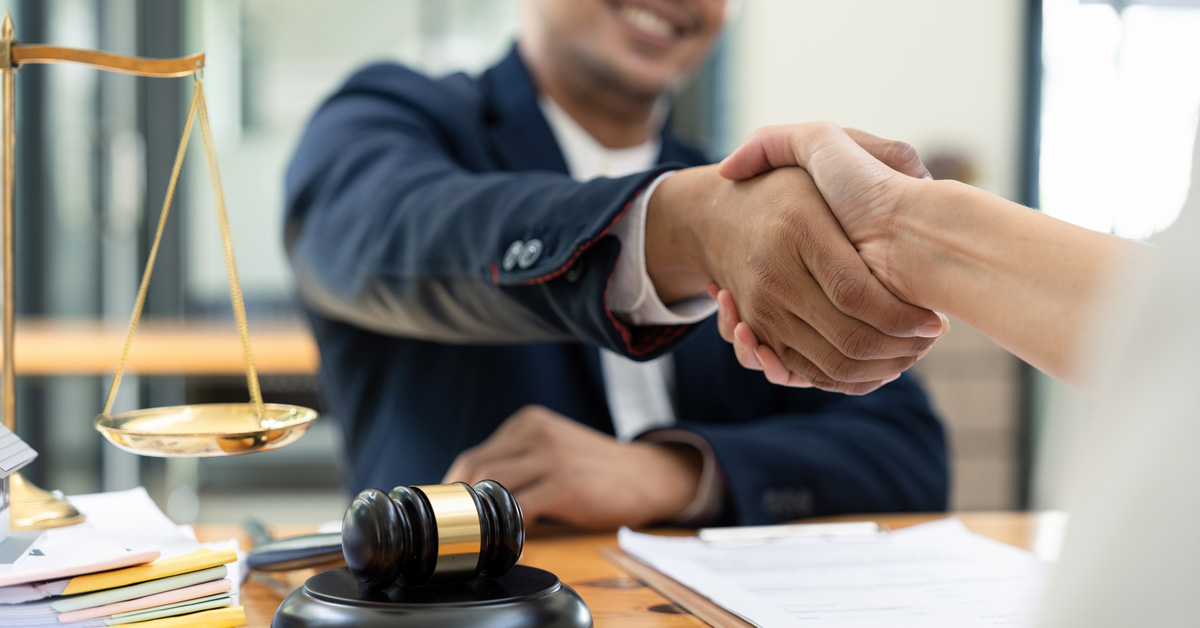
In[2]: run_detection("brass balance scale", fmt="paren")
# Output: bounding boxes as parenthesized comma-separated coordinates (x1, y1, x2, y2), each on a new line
(1, 12, 319, 530)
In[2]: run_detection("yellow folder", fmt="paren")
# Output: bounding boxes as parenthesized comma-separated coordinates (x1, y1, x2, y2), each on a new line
(61, 548, 238, 596)
(114, 605, 246, 628)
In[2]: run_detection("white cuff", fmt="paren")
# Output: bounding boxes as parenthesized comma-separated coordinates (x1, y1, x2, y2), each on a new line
(637, 428, 726, 526)
(607, 171, 717, 327)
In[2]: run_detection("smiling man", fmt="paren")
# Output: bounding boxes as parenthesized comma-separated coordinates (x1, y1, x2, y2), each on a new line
(284, 0, 950, 529)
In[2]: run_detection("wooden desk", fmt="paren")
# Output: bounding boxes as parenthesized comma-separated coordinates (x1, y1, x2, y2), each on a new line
(5, 319, 318, 375)
(197, 512, 1045, 628)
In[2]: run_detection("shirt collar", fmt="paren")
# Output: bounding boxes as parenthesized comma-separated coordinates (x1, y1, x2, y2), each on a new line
(537, 94, 662, 181)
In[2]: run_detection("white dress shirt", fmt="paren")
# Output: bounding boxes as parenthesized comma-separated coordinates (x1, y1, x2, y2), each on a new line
(1036, 125, 1200, 627)
(538, 95, 723, 524)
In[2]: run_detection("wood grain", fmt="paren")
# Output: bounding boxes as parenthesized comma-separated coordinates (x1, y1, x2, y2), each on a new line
(197, 512, 1040, 627)
(600, 546, 751, 628)
(3, 319, 317, 375)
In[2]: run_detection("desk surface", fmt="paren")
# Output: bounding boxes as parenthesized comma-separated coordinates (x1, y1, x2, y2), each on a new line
(197, 512, 1045, 628)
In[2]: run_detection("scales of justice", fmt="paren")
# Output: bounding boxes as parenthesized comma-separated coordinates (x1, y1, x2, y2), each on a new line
(0, 13, 592, 628)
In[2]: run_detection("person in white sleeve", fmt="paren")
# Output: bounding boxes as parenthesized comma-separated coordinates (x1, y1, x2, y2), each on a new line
(714, 121, 1200, 627)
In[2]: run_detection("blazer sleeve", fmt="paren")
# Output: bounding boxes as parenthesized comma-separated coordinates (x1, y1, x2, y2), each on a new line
(283, 65, 697, 359)
(676, 373, 949, 525)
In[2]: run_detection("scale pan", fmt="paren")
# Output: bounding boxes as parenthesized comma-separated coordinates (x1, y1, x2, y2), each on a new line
(95, 403, 318, 457)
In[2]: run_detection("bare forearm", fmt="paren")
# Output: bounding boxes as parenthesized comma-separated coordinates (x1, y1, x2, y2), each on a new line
(894, 180, 1147, 385)
(644, 166, 718, 303)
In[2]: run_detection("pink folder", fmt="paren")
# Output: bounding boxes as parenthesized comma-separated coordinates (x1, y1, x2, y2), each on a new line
(56, 578, 232, 623)
(0, 547, 160, 589)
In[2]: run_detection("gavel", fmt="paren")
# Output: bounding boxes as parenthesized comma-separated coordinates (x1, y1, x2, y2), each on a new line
(341, 480, 524, 590)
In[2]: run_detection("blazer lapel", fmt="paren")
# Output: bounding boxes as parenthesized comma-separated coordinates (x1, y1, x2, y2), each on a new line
(476, 46, 707, 415)
(480, 46, 571, 175)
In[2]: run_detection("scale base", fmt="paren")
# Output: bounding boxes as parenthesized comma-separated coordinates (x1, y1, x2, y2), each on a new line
(273, 565, 592, 628)
(10, 473, 85, 530)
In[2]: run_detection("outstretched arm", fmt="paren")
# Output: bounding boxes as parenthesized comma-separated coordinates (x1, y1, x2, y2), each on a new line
(716, 122, 1147, 388)
(286, 65, 948, 388)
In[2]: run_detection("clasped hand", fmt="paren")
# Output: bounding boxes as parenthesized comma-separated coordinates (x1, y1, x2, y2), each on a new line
(647, 123, 947, 394)
(443, 405, 702, 530)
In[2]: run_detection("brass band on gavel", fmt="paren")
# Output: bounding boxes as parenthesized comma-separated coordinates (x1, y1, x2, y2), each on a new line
(341, 480, 524, 590)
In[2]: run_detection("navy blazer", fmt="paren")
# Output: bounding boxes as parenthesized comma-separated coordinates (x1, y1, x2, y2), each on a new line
(284, 46, 948, 525)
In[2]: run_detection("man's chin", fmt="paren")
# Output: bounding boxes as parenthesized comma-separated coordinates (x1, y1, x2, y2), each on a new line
(605, 59, 683, 100)
(572, 44, 684, 101)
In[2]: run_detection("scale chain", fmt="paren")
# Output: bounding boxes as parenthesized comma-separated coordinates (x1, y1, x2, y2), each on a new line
(102, 77, 265, 420)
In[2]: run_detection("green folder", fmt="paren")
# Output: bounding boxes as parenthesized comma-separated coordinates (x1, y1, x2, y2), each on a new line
(50, 566, 228, 612)
(107, 593, 232, 619)
(104, 595, 233, 625)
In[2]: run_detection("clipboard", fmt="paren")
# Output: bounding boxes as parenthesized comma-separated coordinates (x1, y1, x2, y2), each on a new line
(600, 546, 753, 628)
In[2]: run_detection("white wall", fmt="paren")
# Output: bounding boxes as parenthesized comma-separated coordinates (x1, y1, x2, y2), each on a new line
(183, 0, 519, 308)
(727, 0, 1031, 510)
(729, 0, 1026, 200)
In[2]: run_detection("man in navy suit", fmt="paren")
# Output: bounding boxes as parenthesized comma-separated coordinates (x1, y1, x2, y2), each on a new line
(285, 0, 949, 528)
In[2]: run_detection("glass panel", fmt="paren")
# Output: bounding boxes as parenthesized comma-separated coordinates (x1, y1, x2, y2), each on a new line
(1040, 0, 1200, 238)
(182, 0, 518, 312)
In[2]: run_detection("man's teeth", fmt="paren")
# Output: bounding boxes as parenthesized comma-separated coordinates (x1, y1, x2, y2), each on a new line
(619, 5, 676, 38)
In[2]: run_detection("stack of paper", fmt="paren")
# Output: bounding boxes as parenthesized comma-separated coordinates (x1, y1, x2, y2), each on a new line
(0, 488, 246, 628)
(619, 518, 1050, 628)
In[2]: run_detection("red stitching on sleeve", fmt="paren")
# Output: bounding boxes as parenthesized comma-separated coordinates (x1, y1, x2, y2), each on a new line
(601, 269, 692, 358)
(521, 170, 670, 286)
(490, 263, 500, 285)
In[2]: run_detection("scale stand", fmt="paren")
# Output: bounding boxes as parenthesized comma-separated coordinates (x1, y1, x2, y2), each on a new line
(0, 11, 318, 530)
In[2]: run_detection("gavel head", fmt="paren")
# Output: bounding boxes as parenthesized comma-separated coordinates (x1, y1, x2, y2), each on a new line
(341, 480, 524, 590)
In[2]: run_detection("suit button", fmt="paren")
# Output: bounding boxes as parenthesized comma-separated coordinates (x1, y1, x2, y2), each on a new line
(566, 259, 585, 283)
(502, 240, 524, 271)
(517, 239, 543, 269)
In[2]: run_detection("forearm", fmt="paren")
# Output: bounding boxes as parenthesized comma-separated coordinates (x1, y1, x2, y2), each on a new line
(289, 156, 692, 354)
(644, 165, 720, 303)
(285, 76, 704, 355)
(894, 180, 1147, 385)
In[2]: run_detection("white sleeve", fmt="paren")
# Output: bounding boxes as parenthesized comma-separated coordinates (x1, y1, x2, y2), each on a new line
(606, 171, 717, 326)
(637, 428, 726, 526)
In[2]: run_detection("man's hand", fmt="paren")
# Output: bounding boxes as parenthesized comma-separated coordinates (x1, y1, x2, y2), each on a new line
(719, 122, 930, 296)
(646, 162, 945, 395)
(708, 123, 949, 388)
(442, 405, 702, 530)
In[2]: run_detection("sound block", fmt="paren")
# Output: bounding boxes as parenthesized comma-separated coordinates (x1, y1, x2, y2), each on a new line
(272, 565, 593, 628)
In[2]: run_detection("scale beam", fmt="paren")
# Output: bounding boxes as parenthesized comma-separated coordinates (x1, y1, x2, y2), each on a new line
(10, 46, 204, 78)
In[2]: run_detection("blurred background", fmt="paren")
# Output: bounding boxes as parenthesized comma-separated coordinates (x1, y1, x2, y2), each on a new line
(1, 0, 1196, 524)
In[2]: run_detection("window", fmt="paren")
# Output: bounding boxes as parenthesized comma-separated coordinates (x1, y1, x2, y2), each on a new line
(1039, 0, 1200, 238)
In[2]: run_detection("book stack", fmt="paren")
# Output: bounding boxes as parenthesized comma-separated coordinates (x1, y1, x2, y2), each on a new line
(0, 489, 246, 628)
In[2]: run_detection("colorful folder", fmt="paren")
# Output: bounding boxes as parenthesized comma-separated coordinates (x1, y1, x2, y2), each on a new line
(103, 595, 232, 625)
(51, 566, 227, 613)
(61, 549, 237, 596)
(55, 579, 231, 622)
(107, 606, 245, 628)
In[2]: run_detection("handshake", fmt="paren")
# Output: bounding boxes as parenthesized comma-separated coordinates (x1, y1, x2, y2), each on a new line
(646, 122, 949, 395)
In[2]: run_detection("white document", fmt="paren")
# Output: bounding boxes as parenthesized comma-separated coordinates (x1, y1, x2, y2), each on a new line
(619, 518, 1049, 628)
(0, 487, 244, 608)
(70, 488, 245, 590)
(69, 488, 196, 559)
